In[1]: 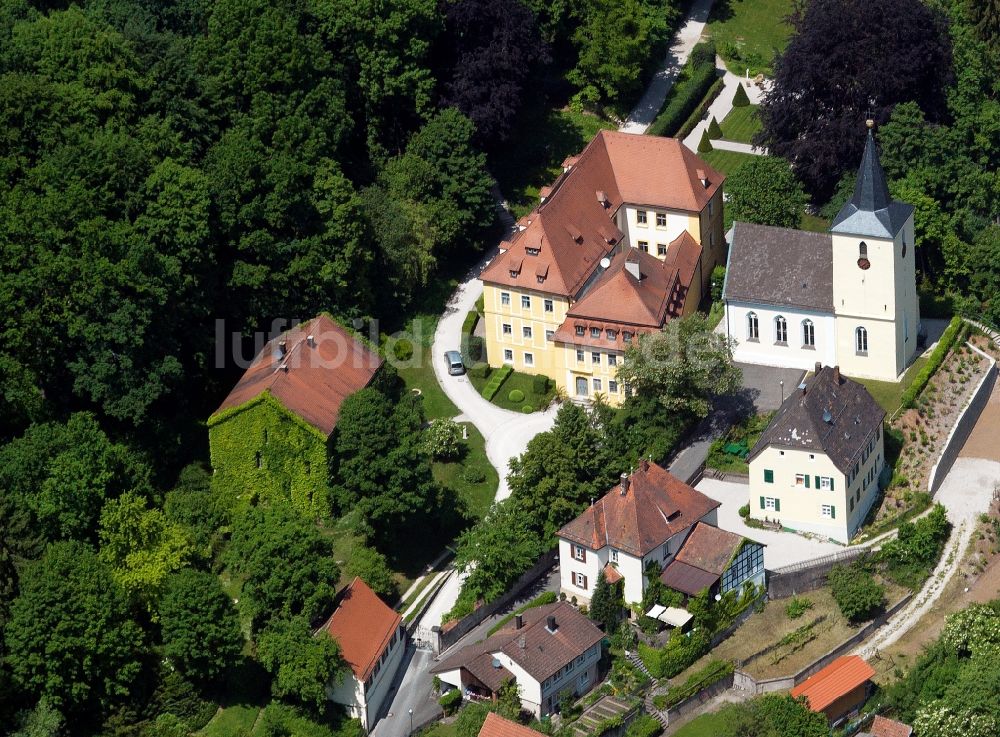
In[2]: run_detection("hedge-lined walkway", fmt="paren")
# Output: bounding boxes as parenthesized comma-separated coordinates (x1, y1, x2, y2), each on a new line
(681, 64, 768, 154)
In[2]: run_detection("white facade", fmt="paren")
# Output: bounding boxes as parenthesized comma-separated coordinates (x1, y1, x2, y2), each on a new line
(327, 625, 406, 732)
(558, 508, 719, 606)
(725, 302, 837, 371)
(748, 429, 884, 543)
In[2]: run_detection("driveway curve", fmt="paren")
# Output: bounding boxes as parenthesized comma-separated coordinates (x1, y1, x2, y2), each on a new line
(430, 252, 558, 502)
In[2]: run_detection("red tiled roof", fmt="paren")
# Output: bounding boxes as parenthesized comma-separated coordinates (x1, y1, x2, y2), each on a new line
(791, 656, 875, 712)
(557, 461, 720, 557)
(663, 230, 702, 290)
(659, 559, 720, 596)
(869, 716, 912, 737)
(603, 563, 623, 584)
(481, 131, 720, 299)
(675, 522, 748, 575)
(479, 713, 546, 737)
(211, 315, 382, 437)
(321, 578, 401, 683)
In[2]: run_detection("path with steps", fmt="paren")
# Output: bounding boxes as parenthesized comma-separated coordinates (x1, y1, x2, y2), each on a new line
(572, 695, 638, 737)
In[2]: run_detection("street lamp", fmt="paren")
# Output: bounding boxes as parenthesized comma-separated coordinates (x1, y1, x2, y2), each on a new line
(779, 380, 784, 403)
(408, 708, 413, 735)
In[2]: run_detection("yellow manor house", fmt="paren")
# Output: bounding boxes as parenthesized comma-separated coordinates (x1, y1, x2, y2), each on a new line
(481, 130, 725, 405)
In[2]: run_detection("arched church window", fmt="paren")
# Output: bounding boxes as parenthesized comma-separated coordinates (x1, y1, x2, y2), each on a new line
(774, 315, 788, 344)
(747, 312, 759, 340)
(856, 326, 869, 355)
(858, 242, 870, 270)
(802, 319, 815, 347)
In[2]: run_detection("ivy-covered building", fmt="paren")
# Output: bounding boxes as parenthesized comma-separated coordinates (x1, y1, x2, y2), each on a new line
(209, 314, 382, 516)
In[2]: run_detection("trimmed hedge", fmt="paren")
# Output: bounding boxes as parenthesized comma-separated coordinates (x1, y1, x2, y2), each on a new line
(522, 404, 534, 413)
(900, 316, 963, 410)
(654, 659, 734, 710)
(508, 388, 525, 403)
(675, 78, 725, 140)
(647, 42, 719, 138)
(625, 715, 663, 737)
(469, 362, 491, 380)
(481, 364, 513, 400)
(439, 688, 462, 715)
(532, 374, 550, 394)
(461, 310, 479, 337)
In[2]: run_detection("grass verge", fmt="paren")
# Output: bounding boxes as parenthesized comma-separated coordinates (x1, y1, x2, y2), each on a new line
(471, 367, 555, 412)
(699, 148, 758, 175)
(432, 422, 499, 519)
(850, 356, 928, 415)
(198, 705, 259, 737)
(396, 313, 461, 420)
(718, 104, 760, 143)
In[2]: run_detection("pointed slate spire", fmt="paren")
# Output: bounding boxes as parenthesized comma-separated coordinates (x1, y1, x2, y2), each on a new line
(849, 123, 891, 213)
(831, 120, 913, 239)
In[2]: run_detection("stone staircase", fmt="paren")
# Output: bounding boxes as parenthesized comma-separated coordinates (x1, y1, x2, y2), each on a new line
(643, 687, 669, 731)
(625, 650, 654, 681)
(571, 695, 636, 737)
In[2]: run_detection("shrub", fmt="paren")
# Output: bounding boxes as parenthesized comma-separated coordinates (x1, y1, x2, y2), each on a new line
(707, 116, 723, 138)
(658, 659, 734, 709)
(423, 419, 463, 460)
(475, 294, 485, 315)
(508, 388, 525, 403)
(522, 404, 534, 413)
(901, 316, 962, 409)
(710, 265, 726, 302)
(462, 465, 487, 484)
(470, 363, 491, 380)
(465, 335, 485, 363)
(697, 128, 713, 153)
(439, 688, 462, 715)
(461, 310, 479, 337)
(738, 503, 750, 518)
(638, 629, 711, 679)
(625, 714, 663, 737)
(785, 597, 813, 619)
(481, 365, 513, 400)
(732, 82, 750, 107)
(532, 374, 549, 394)
(828, 560, 885, 623)
(880, 503, 951, 589)
(392, 339, 413, 361)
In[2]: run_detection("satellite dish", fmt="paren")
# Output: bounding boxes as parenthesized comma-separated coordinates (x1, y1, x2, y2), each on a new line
(599, 257, 611, 269)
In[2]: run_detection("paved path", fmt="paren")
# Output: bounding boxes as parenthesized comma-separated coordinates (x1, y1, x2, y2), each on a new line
(370, 647, 437, 737)
(681, 65, 768, 152)
(620, 0, 716, 133)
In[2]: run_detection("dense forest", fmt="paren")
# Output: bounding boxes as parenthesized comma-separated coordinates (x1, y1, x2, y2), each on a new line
(0, 0, 682, 734)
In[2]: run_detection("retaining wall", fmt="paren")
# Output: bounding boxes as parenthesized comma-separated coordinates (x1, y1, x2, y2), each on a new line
(435, 549, 558, 653)
(927, 345, 997, 494)
(767, 548, 867, 599)
(665, 672, 735, 721)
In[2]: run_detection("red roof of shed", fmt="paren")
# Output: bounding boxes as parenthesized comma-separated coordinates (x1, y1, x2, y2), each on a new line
(478, 713, 546, 737)
(791, 656, 875, 712)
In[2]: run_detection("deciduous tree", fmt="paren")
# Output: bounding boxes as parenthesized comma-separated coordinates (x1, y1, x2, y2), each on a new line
(256, 617, 345, 713)
(724, 156, 807, 229)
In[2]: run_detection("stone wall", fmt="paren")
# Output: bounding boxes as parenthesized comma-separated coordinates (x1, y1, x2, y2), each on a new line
(767, 548, 867, 599)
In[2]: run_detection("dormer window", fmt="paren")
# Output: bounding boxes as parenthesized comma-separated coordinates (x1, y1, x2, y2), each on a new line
(526, 247, 540, 256)
(575, 325, 585, 337)
(537, 276, 545, 284)
(509, 269, 519, 278)
(623, 331, 633, 343)
(590, 327, 601, 338)
(606, 329, 617, 340)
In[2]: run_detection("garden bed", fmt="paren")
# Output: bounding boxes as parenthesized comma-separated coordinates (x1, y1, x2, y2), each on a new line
(469, 366, 556, 412)
(705, 412, 774, 474)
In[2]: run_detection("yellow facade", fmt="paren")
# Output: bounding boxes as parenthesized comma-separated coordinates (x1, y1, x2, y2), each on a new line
(482, 190, 724, 408)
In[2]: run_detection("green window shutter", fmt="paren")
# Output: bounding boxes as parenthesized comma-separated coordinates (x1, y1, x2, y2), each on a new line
(759, 496, 765, 510)
(815, 475, 820, 489)
(830, 505, 836, 519)
(764, 469, 774, 483)
(805, 475, 810, 488)
(774, 498, 781, 512)
(831, 478, 835, 491)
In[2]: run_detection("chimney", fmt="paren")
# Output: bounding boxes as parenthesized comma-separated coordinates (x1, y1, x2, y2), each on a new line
(546, 615, 557, 633)
(279, 363, 289, 373)
(515, 614, 524, 630)
(518, 636, 526, 650)
(814, 361, 822, 375)
(278, 340, 288, 358)
(833, 365, 841, 383)
(620, 472, 629, 496)
(307, 334, 315, 347)
(639, 459, 649, 472)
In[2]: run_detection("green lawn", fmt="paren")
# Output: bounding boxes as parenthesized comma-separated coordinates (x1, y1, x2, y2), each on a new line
(396, 313, 461, 420)
(849, 356, 929, 415)
(706, 412, 774, 474)
(432, 422, 499, 519)
(800, 212, 831, 232)
(492, 105, 614, 219)
(671, 709, 731, 737)
(706, 0, 796, 76)
(417, 722, 458, 737)
(718, 104, 761, 143)
(198, 705, 259, 737)
(700, 148, 759, 175)
(469, 367, 556, 412)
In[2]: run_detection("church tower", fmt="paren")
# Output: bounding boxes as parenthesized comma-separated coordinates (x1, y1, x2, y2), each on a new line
(830, 122, 920, 381)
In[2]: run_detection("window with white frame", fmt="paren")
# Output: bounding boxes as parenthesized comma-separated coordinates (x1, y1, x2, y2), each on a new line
(590, 327, 601, 338)
(856, 326, 868, 354)
(802, 319, 815, 347)
(610, 548, 618, 563)
(572, 572, 588, 589)
(521, 295, 531, 309)
(821, 504, 835, 519)
(820, 477, 832, 490)
(775, 315, 788, 344)
(503, 349, 513, 362)
(593, 378, 602, 391)
(638, 241, 649, 253)
(656, 212, 667, 227)
(573, 545, 586, 561)
(795, 473, 807, 487)
(524, 352, 534, 366)
(523, 326, 532, 339)
(637, 211, 647, 224)
(747, 312, 759, 340)
(502, 323, 512, 335)
(501, 292, 510, 306)
(544, 299, 554, 312)
(608, 354, 617, 366)
(545, 329, 554, 340)
(591, 351, 600, 364)
(609, 380, 618, 393)
(764, 497, 777, 511)
(657, 243, 667, 256)
(576, 349, 584, 362)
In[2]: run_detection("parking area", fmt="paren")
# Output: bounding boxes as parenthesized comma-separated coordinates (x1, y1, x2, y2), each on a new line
(695, 478, 844, 570)
(735, 362, 807, 411)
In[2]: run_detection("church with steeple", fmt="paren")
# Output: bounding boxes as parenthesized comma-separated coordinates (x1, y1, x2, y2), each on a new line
(722, 124, 921, 382)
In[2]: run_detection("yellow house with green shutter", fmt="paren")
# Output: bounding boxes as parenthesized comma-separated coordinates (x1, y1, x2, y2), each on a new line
(747, 364, 886, 543)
